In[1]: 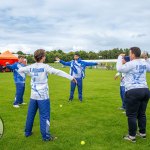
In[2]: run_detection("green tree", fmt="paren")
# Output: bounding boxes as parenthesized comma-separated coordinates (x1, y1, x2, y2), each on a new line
(17, 51, 24, 55)
(26, 55, 34, 63)
(88, 51, 99, 59)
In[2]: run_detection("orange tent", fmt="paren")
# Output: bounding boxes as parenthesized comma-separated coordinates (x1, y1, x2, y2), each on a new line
(0, 51, 18, 66)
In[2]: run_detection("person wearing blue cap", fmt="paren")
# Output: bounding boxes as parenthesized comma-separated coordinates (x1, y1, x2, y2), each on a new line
(114, 56, 130, 110)
(55, 52, 98, 102)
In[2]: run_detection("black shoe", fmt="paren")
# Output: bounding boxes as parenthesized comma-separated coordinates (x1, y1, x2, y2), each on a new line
(123, 135, 136, 143)
(136, 133, 146, 139)
(25, 132, 33, 137)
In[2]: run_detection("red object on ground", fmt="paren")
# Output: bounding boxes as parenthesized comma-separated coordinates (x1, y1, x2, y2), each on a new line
(0, 50, 18, 66)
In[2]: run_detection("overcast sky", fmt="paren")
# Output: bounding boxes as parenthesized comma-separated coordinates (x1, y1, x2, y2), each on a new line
(0, 0, 150, 53)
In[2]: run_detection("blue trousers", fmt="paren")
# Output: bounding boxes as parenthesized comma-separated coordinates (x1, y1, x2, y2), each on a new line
(120, 86, 126, 109)
(70, 78, 83, 101)
(14, 83, 25, 105)
(25, 99, 51, 140)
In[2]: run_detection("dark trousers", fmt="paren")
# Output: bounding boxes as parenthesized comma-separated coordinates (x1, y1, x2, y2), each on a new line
(125, 88, 149, 136)
(69, 78, 83, 101)
(120, 86, 126, 109)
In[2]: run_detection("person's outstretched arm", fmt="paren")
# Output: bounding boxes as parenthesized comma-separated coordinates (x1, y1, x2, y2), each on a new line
(55, 57, 71, 66)
(84, 61, 98, 66)
(6, 62, 17, 70)
(46, 65, 77, 83)
(116, 55, 133, 73)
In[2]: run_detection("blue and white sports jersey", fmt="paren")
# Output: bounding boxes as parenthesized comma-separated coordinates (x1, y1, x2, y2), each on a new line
(6, 62, 26, 83)
(18, 63, 73, 100)
(59, 58, 97, 78)
(117, 56, 150, 91)
(70, 60, 82, 78)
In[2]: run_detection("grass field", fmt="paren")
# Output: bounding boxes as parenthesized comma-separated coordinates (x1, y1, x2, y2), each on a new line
(0, 68, 150, 150)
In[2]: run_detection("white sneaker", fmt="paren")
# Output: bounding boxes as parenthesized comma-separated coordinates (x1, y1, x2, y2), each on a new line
(136, 133, 146, 139)
(13, 105, 20, 108)
(123, 135, 136, 143)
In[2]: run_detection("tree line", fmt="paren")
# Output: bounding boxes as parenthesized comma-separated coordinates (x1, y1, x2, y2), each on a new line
(15, 48, 130, 63)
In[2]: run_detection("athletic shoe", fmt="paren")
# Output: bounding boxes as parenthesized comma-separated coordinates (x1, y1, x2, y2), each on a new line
(136, 133, 146, 139)
(25, 132, 33, 137)
(123, 135, 136, 143)
(13, 105, 20, 108)
(20, 102, 27, 105)
(44, 136, 57, 141)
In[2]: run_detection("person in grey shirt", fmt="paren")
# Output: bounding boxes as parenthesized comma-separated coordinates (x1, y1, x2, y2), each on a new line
(116, 47, 150, 142)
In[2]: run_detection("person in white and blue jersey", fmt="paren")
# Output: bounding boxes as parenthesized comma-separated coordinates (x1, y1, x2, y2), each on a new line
(114, 56, 130, 110)
(6, 55, 26, 108)
(18, 49, 77, 141)
(56, 53, 98, 102)
(116, 47, 150, 142)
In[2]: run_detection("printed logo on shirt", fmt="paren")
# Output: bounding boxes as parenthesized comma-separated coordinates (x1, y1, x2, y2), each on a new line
(133, 65, 146, 84)
(31, 68, 44, 73)
(31, 68, 45, 76)
(136, 65, 146, 73)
